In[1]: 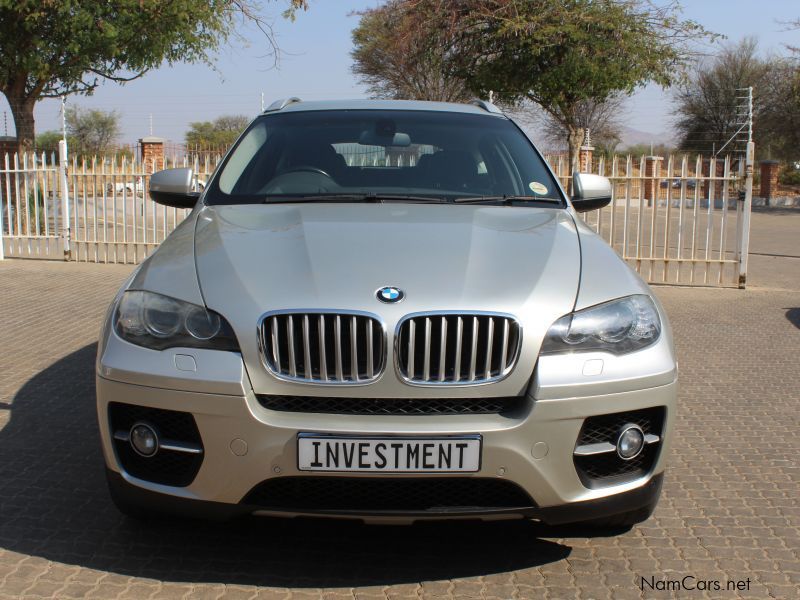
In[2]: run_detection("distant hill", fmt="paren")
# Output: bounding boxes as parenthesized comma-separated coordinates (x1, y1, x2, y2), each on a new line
(619, 126, 676, 150)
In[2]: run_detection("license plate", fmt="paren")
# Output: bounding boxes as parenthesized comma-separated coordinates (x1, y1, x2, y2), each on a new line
(297, 434, 482, 473)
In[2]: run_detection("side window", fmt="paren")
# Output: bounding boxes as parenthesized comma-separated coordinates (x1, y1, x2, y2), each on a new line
(478, 137, 523, 195)
(218, 123, 267, 193)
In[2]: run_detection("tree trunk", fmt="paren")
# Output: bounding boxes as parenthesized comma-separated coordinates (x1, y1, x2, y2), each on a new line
(566, 126, 584, 194)
(6, 92, 36, 154)
(566, 126, 584, 176)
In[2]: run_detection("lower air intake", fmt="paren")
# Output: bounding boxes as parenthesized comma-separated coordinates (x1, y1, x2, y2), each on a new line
(242, 477, 535, 513)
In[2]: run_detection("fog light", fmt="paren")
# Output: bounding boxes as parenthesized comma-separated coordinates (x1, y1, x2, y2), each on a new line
(130, 423, 159, 457)
(616, 425, 645, 460)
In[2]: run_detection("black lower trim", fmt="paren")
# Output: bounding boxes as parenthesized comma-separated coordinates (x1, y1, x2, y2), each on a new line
(106, 468, 663, 525)
(534, 473, 663, 525)
(241, 476, 535, 514)
(106, 469, 250, 521)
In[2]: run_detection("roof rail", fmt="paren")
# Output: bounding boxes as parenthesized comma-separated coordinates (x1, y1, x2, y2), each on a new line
(264, 97, 302, 112)
(469, 98, 504, 115)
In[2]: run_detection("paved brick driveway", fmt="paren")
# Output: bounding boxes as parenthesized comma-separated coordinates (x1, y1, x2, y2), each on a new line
(0, 211, 798, 599)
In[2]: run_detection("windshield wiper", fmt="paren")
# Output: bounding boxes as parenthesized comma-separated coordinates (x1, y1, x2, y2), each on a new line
(453, 195, 562, 205)
(263, 193, 450, 204)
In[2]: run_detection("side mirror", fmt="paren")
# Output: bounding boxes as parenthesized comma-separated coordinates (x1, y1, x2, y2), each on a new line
(149, 168, 200, 209)
(571, 173, 612, 212)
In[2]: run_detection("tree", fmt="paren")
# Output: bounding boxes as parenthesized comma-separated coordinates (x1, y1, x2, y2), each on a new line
(64, 106, 120, 157)
(350, 1, 714, 170)
(540, 96, 625, 158)
(34, 130, 65, 156)
(446, 0, 715, 170)
(672, 39, 794, 158)
(185, 114, 250, 148)
(0, 0, 307, 153)
(758, 60, 800, 162)
(351, 0, 471, 102)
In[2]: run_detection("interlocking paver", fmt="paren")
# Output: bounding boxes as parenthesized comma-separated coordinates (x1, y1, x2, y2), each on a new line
(0, 209, 798, 599)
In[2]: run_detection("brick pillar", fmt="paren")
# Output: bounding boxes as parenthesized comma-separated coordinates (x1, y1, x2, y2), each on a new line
(760, 160, 780, 206)
(578, 144, 594, 173)
(0, 135, 16, 156)
(139, 137, 165, 173)
(644, 156, 662, 207)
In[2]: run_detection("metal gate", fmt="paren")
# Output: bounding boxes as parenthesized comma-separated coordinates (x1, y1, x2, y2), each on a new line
(1, 149, 219, 264)
(0, 151, 64, 260)
(2, 148, 754, 287)
(547, 146, 754, 288)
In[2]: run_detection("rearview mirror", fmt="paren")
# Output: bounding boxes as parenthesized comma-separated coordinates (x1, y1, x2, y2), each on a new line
(149, 168, 200, 209)
(358, 130, 411, 147)
(571, 173, 612, 212)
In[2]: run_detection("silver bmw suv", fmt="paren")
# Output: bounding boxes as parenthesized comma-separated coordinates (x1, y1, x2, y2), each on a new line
(97, 99, 677, 529)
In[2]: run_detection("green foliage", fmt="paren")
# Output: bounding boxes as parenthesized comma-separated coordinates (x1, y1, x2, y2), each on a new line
(453, 1, 715, 104)
(35, 130, 65, 156)
(351, 0, 715, 167)
(0, 0, 307, 150)
(66, 106, 120, 157)
(26, 188, 45, 235)
(185, 114, 249, 149)
(780, 168, 800, 186)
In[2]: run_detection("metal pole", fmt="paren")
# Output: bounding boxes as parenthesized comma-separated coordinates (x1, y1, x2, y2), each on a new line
(261, 92, 265, 112)
(59, 139, 71, 259)
(737, 141, 754, 288)
(0, 153, 4, 260)
(61, 97, 67, 143)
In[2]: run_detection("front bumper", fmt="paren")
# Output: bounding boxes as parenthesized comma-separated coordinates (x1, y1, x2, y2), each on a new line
(96, 371, 676, 522)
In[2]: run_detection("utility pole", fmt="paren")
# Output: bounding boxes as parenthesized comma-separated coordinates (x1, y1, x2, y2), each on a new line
(149, 114, 153, 137)
(261, 92, 265, 112)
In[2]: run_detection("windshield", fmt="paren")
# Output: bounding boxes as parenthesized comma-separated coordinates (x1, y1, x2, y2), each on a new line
(206, 109, 563, 206)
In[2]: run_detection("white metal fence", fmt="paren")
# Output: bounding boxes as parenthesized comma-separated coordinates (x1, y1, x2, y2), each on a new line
(1, 150, 220, 264)
(2, 148, 753, 287)
(546, 149, 753, 287)
(1, 152, 63, 260)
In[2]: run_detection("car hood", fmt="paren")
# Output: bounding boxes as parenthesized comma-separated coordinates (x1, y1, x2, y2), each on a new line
(193, 203, 581, 397)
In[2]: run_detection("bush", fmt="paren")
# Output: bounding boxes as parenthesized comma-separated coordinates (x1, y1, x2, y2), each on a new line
(779, 168, 800, 186)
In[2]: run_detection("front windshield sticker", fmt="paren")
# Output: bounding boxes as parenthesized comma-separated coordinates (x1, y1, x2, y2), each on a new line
(529, 181, 549, 195)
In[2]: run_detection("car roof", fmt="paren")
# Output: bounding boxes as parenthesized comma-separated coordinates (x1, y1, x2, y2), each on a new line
(265, 98, 506, 117)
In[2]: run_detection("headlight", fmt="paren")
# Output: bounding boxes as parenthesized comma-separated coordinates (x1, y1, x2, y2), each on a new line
(114, 290, 239, 351)
(540, 295, 661, 355)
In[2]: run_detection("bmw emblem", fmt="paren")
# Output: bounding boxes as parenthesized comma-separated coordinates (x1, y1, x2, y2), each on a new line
(376, 286, 405, 303)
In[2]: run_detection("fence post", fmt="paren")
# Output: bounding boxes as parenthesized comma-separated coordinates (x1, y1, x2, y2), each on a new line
(59, 139, 70, 260)
(0, 159, 4, 260)
(737, 142, 754, 288)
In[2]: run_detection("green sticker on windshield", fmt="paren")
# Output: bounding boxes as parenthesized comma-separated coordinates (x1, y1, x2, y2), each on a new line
(529, 181, 549, 195)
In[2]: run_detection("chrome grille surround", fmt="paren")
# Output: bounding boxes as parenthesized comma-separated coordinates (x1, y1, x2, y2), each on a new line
(258, 310, 386, 385)
(394, 311, 522, 386)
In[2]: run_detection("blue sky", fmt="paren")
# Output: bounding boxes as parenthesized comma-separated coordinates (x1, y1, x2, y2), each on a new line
(1, 0, 798, 147)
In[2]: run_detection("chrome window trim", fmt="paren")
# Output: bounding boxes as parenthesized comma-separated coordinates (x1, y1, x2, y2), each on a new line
(257, 309, 388, 386)
(393, 310, 522, 387)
